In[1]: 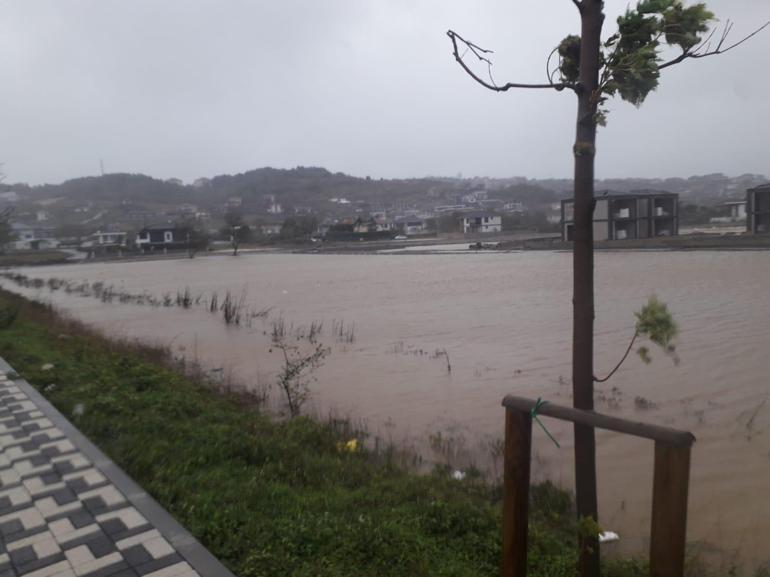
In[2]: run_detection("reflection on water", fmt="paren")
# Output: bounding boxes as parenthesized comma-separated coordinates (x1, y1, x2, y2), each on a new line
(3, 250, 770, 565)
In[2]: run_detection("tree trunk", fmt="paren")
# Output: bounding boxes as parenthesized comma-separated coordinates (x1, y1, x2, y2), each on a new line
(572, 2, 603, 577)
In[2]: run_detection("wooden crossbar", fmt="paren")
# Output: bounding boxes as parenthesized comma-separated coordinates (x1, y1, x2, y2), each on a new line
(500, 395, 695, 577)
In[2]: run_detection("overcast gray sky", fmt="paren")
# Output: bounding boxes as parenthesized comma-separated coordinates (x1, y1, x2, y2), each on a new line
(1, 0, 768, 185)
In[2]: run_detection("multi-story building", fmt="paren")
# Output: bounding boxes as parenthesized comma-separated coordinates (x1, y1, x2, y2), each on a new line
(561, 191, 678, 241)
(747, 184, 770, 234)
(462, 212, 502, 234)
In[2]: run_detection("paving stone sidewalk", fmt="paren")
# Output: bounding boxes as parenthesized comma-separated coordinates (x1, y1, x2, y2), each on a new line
(0, 359, 235, 577)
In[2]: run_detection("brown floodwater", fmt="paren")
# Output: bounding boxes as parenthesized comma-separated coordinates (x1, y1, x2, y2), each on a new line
(3, 250, 769, 568)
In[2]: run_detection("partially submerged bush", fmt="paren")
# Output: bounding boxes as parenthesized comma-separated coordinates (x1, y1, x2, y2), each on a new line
(635, 295, 678, 364)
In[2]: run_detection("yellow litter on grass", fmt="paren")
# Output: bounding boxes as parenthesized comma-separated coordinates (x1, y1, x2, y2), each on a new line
(337, 439, 359, 453)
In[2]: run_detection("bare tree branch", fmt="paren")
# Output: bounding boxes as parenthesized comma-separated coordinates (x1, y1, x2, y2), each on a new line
(546, 47, 561, 85)
(659, 20, 770, 70)
(447, 30, 576, 92)
(594, 330, 639, 383)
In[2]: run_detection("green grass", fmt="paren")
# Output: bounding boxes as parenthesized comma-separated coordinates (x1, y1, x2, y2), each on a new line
(0, 290, 645, 577)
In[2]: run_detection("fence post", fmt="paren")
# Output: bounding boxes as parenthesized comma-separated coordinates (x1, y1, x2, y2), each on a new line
(501, 408, 533, 577)
(650, 441, 691, 577)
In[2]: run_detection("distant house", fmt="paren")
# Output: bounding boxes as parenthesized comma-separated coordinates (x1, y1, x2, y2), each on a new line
(462, 212, 502, 234)
(135, 226, 178, 249)
(225, 196, 242, 209)
(747, 184, 770, 234)
(324, 218, 394, 241)
(394, 216, 426, 235)
(479, 199, 504, 210)
(267, 202, 283, 215)
(503, 201, 525, 214)
(353, 217, 392, 234)
(546, 202, 562, 224)
(370, 210, 387, 220)
(178, 204, 199, 217)
(710, 200, 747, 224)
(9, 223, 59, 251)
(725, 200, 747, 220)
(87, 231, 128, 247)
(561, 191, 679, 241)
(315, 222, 332, 238)
(260, 221, 284, 236)
(79, 231, 128, 255)
(462, 190, 488, 204)
(433, 204, 467, 214)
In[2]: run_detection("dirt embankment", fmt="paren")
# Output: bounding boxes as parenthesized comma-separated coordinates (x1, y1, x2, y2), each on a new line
(503, 233, 770, 252)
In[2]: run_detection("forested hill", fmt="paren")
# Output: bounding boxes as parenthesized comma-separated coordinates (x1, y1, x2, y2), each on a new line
(3, 168, 451, 210)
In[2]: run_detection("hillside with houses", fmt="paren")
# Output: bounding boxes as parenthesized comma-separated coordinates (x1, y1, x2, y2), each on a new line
(0, 168, 767, 254)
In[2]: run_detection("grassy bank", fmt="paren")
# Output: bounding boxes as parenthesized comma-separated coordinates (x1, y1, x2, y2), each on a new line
(0, 249, 71, 267)
(0, 289, 647, 577)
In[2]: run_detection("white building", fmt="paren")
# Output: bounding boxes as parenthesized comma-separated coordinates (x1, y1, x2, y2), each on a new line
(710, 200, 747, 223)
(8, 223, 59, 251)
(260, 222, 283, 236)
(394, 216, 426, 235)
(546, 202, 562, 224)
(84, 231, 127, 247)
(462, 212, 502, 234)
(503, 201, 525, 214)
(267, 202, 283, 214)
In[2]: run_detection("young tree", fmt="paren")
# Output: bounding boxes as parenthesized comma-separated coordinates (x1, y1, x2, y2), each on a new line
(224, 209, 250, 256)
(448, 3, 766, 575)
(272, 338, 330, 417)
(0, 169, 13, 253)
(0, 208, 15, 254)
(176, 219, 209, 259)
(279, 215, 318, 241)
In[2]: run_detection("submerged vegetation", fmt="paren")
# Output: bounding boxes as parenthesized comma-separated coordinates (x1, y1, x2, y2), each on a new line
(0, 288, 658, 577)
(0, 272, 324, 335)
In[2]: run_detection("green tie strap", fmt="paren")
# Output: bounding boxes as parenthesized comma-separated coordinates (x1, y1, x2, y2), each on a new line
(531, 397, 561, 449)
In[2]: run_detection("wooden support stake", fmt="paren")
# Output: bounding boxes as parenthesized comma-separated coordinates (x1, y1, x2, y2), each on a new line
(650, 442, 691, 577)
(501, 408, 533, 577)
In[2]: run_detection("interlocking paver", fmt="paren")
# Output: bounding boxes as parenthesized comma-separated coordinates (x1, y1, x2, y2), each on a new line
(0, 364, 231, 577)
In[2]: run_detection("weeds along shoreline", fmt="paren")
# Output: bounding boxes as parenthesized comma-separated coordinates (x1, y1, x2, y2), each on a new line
(0, 270, 358, 342)
(0, 272, 484, 477)
(0, 271, 476, 469)
(0, 286, 670, 577)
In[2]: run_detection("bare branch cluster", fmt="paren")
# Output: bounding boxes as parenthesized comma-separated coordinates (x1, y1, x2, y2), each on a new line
(659, 19, 770, 70)
(446, 30, 577, 93)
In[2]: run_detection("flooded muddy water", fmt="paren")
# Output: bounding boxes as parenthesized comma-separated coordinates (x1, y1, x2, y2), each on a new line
(3, 250, 769, 566)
